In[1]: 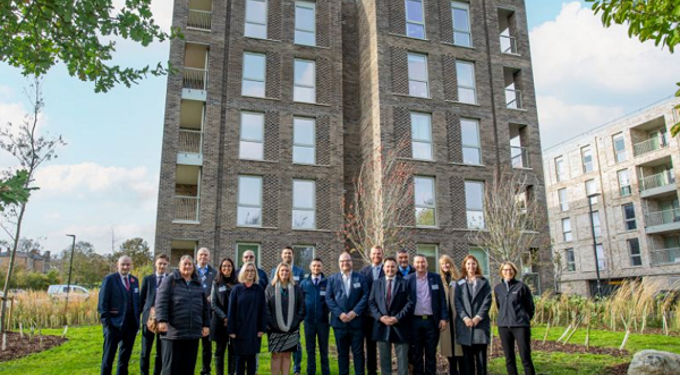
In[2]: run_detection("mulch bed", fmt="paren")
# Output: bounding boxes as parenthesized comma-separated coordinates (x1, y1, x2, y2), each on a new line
(0, 331, 68, 362)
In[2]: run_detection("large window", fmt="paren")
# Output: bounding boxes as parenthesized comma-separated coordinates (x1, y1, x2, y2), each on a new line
(293, 117, 315, 164)
(238, 175, 263, 226)
(456, 61, 477, 104)
(461, 118, 481, 165)
(411, 112, 433, 160)
(585, 179, 597, 205)
(244, 0, 267, 39)
(451, 1, 472, 47)
(469, 247, 489, 277)
(292, 180, 316, 229)
(294, 1, 316, 46)
(555, 156, 566, 182)
(465, 180, 484, 229)
(581, 146, 593, 173)
(623, 203, 636, 230)
(405, 0, 426, 39)
(591, 211, 601, 237)
(236, 243, 261, 268)
(596, 244, 606, 270)
(242, 52, 266, 97)
(408, 53, 429, 98)
(618, 169, 631, 196)
(562, 218, 572, 242)
(293, 245, 315, 276)
(558, 188, 569, 211)
(239, 112, 264, 160)
(627, 239, 642, 267)
(613, 133, 626, 163)
(565, 248, 576, 272)
(415, 176, 436, 226)
(417, 244, 438, 272)
(294, 59, 316, 103)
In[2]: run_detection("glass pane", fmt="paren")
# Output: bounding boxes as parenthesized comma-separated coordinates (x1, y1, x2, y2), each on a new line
(469, 247, 489, 276)
(462, 147, 480, 165)
(408, 54, 428, 81)
(238, 207, 262, 226)
(454, 32, 471, 47)
(293, 210, 316, 229)
(295, 30, 316, 46)
(411, 113, 432, 141)
(409, 81, 428, 98)
(467, 211, 484, 229)
(416, 208, 436, 226)
(241, 113, 264, 140)
(295, 60, 316, 86)
(458, 87, 476, 104)
(246, 0, 267, 24)
(412, 142, 433, 160)
(294, 118, 315, 145)
(238, 176, 262, 205)
(293, 246, 315, 275)
(294, 87, 316, 102)
(245, 23, 267, 39)
(452, 6, 470, 32)
(596, 245, 606, 270)
(295, 4, 315, 31)
(562, 218, 571, 232)
(239, 141, 264, 160)
(461, 119, 479, 146)
(406, 23, 425, 39)
(242, 80, 266, 97)
(293, 146, 315, 164)
(456, 62, 475, 88)
(414, 177, 435, 206)
(236, 244, 260, 268)
(293, 180, 315, 208)
(243, 54, 266, 80)
(406, 0, 424, 22)
(465, 181, 483, 210)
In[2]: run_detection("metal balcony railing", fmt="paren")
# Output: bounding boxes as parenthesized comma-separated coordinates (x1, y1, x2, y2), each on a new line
(183, 67, 208, 91)
(650, 247, 680, 266)
(645, 207, 680, 227)
(511, 146, 529, 168)
(500, 35, 518, 54)
(179, 129, 203, 154)
(633, 133, 669, 157)
(639, 170, 675, 192)
(188, 9, 212, 30)
(174, 195, 200, 222)
(506, 88, 523, 109)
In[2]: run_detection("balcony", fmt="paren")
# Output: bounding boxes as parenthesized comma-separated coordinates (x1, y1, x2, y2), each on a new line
(174, 196, 200, 223)
(505, 88, 523, 109)
(650, 247, 680, 266)
(188, 10, 212, 31)
(500, 35, 518, 55)
(511, 146, 529, 169)
(645, 208, 680, 234)
(633, 133, 669, 157)
(639, 170, 676, 198)
(177, 129, 203, 166)
(182, 44, 209, 101)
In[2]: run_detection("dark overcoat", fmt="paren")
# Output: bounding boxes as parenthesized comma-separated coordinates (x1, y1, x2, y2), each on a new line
(210, 279, 235, 342)
(227, 283, 267, 355)
(454, 277, 492, 346)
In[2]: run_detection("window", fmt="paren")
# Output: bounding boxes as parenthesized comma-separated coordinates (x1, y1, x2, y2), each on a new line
(293, 117, 315, 164)
(456, 61, 477, 104)
(557, 188, 568, 211)
(618, 169, 631, 196)
(293, 180, 316, 229)
(236, 243, 261, 268)
(244, 0, 267, 38)
(461, 118, 481, 165)
(596, 244, 606, 270)
(465, 180, 484, 229)
(581, 146, 593, 173)
(415, 176, 436, 226)
(623, 203, 636, 230)
(565, 248, 576, 272)
(295, 1, 316, 46)
(293, 245, 315, 276)
(411, 112, 433, 160)
(239, 112, 264, 160)
(585, 179, 597, 205)
(561, 218, 572, 242)
(451, 1, 472, 47)
(627, 239, 642, 267)
(238, 176, 262, 226)
(405, 0, 426, 38)
(294, 59, 316, 103)
(613, 133, 626, 163)
(555, 156, 566, 182)
(242, 52, 266, 97)
(591, 211, 601, 237)
(408, 53, 429, 98)
(417, 244, 438, 272)
(469, 247, 489, 277)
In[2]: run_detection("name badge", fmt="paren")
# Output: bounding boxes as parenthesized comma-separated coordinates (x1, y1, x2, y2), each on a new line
(202, 275, 207, 282)
(134, 288, 139, 293)
(219, 286, 227, 292)
(458, 279, 466, 286)
(203, 284, 207, 289)
(353, 282, 361, 289)
(449, 281, 455, 288)
(294, 276, 300, 281)
(320, 291, 326, 296)
(431, 284, 439, 290)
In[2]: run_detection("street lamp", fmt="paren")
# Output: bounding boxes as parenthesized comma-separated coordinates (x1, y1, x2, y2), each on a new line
(587, 193, 602, 298)
(64, 234, 76, 318)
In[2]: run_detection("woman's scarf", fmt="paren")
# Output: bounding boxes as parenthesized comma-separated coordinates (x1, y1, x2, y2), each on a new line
(274, 281, 296, 332)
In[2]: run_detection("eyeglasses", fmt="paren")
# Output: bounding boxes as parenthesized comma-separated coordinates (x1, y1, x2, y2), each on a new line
(502, 269, 514, 272)
(244, 256, 255, 259)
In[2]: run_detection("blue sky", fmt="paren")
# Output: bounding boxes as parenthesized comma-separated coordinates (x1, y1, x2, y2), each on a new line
(0, 0, 678, 255)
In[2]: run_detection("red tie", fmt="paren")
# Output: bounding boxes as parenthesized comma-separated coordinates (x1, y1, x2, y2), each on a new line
(386, 278, 392, 309)
(124, 276, 130, 291)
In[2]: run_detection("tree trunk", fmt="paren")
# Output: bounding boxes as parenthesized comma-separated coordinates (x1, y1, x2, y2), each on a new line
(0, 200, 28, 335)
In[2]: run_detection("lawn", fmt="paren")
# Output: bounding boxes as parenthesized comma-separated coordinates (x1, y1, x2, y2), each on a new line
(1, 325, 679, 374)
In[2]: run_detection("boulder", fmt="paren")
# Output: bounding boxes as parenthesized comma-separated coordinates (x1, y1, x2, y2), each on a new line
(628, 350, 680, 375)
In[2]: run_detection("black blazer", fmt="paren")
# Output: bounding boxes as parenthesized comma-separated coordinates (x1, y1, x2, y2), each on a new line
(324, 272, 369, 329)
(454, 277, 492, 346)
(368, 276, 413, 343)
(405, 272, 449, 324)
(140, 274, 165, 324)
(98, 272, 141, 331)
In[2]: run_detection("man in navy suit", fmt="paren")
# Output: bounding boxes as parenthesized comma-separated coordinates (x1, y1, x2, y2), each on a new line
(397, 249, 415, 278)
(98, 255, 141, 375)
(195, 247, 217, 375)
(325, 252, 369, 375)
(368, 257, 413, 375)
(139, 253, 169, 375)
(359, 245, 384, 375)
(406, 254, 449, 375)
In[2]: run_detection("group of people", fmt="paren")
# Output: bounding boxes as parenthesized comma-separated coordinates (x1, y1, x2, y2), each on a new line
(97, 245, 536, 375)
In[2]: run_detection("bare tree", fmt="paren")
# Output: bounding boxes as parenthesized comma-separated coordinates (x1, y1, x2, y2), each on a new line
(0, 77, 65, 335)
(341, 139, 415, 263)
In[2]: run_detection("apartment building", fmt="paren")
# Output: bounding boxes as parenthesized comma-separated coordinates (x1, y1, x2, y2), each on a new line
(544, 98, 680, 296)
(155, 0, 551, 289)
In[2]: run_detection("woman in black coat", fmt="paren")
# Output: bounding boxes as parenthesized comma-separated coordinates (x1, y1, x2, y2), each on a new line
(211, 258, 237, 375)
(155, 255, 210, 375)
(454, 255, 492, 375)
(495, 261, 536, 375)
(228, 262, 267, 375)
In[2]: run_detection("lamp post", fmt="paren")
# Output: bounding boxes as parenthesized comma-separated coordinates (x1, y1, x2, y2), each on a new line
(64, 234, 76, 319)
(587, 193, 602, 297)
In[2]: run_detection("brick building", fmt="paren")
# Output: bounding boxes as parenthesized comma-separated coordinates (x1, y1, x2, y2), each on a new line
(543, 97, 680, 296)
(155, 0, 551, 290)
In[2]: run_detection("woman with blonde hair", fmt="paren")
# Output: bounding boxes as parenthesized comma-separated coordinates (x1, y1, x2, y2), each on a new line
(265, 262, 305, 375)
(439, 254, 465, 375)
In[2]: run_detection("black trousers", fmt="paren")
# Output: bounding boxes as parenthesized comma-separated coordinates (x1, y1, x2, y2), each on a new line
(236, 354, 256, 375)
(363, 316, 378, 375)
(447, 356, 466, 375)
(412, 318, 439, 375)
(462, 344, 488, 375)
(101, 325, 137, 375)
(201, 335, 212, 375)
(140, 326, 163, 375)
(161, 338, 199, 375)
(334, 327, 365, 375)
(499, 327, 535, 375)
(214, 339, 236, 375)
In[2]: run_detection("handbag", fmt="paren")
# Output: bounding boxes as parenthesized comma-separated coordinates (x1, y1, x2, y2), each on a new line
(146, 306, 159, 333)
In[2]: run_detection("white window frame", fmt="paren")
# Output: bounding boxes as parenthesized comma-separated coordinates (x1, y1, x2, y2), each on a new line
(562, 217, 572, 242)
(555, 156, 566, 182)
(581, 146, 593, 173)
(465, 180, 485, 229)
(242, 52, 266, 97)
(585, 179, 597, 205)
(451, 1, 472, 47)
(405, 0, 426, 39)
(627, 238, 642, 267)
(236, 243, 261, 268)
(239, 111, 265, 160)
(623, 203, 636, 230)
(456, 60, 477, 104)
(411, 112, 433, 160)
(407, 53, 430, 98)
(618, 169, 631, 196)
(415, 176, 437, 227)
(596, 244, 606, 270)
(460, 118, 481, 165)
(294, 59, 316, 103)
(237, 175, 263, 227)
(294, 1, 316, 46)
(293, 116, 316, 165)
(613, 133, 626, 163)
(244, 0, 268, 39)
(565, 248, 576, 272)
(558, 188, 569, 211)
(292, 179, 316, 229)
(591, 211, 601, 237)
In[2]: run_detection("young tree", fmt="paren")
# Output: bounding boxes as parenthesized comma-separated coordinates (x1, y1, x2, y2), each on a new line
(0, 0, 179, 93)
(57, 241, 110, 286)
(0, 78, 65, 334)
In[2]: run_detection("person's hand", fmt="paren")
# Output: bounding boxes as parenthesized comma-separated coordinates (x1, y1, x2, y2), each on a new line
(229, 334, 236, 339)
(223, 318, 228, 327)
(157, 322, 168, 332)
(389, 317, 398, 325)
(472, 316, 482, 326)
(463, 317, 473, 328)
(380, 316, 393, 325)
(202, 327, 210, 337)
(257, 332, 264, 338)
(339, 313, 349, 323)
(347, 311, 357, 320)
(439, 320, 448, 332)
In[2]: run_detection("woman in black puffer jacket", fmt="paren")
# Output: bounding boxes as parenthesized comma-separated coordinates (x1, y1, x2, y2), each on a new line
(155, 255, 211, 375)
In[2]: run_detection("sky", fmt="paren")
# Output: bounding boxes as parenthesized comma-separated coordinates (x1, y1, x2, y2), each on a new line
(0, 0, 678, 255)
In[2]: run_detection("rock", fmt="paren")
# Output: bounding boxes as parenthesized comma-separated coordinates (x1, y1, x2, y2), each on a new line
(628, 350, 680, 375)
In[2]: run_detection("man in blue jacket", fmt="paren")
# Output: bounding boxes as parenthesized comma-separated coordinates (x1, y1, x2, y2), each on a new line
(325, 252, 369, 375)
(300, 258, 330, 375)
(98, 256, 141, 375)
